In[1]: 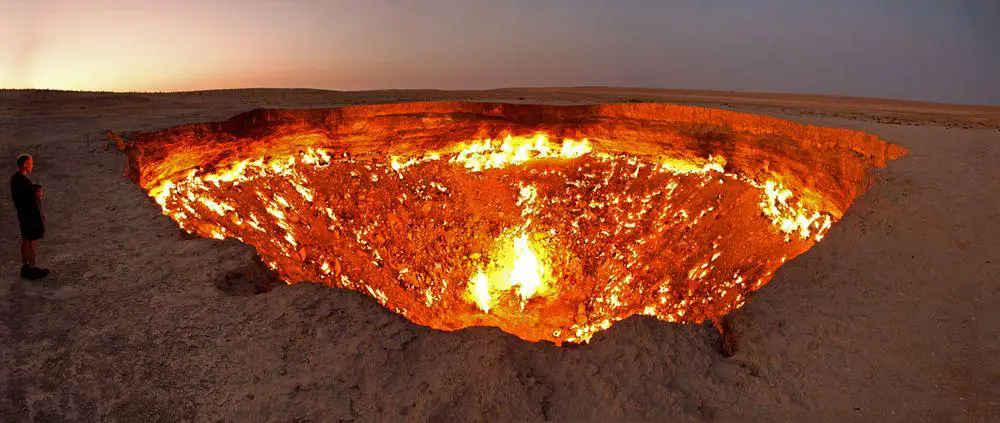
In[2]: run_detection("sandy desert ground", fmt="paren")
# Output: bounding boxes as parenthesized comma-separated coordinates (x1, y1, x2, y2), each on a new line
(0, 87, 998, 422)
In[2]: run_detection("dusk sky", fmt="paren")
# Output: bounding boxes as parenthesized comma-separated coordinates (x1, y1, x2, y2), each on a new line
(1, 0, 998, 104)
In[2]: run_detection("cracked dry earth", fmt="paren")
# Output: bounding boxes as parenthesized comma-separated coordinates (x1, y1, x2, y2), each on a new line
(1, 88, 999, 422)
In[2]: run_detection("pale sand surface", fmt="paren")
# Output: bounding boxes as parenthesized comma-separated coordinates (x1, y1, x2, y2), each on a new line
(0, 88, 998, 422)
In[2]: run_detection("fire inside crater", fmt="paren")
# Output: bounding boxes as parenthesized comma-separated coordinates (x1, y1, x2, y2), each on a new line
(117, 102, 904, 343)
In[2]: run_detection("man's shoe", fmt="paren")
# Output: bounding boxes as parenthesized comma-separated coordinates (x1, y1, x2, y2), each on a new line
(19, 266, 31, 279)
(26, 267, 49, 280)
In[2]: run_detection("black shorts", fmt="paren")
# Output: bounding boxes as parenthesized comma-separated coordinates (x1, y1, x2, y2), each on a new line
(19, 216, 44, 241)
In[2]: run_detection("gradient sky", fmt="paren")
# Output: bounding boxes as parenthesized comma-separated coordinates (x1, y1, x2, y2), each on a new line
(1, 0, 998, 104)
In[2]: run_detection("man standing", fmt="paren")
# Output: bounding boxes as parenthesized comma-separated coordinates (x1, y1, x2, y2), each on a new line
(10, 154, 49, 279)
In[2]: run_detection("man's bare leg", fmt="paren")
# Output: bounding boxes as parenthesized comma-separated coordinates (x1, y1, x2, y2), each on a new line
(26, 240, 35, 268)
(20, 240, 36, 268)
(20, 239, 33, 267)
(19, 240, 47, 279)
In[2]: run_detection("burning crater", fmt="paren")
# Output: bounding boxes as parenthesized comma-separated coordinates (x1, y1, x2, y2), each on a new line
(117, 102, 904, 343)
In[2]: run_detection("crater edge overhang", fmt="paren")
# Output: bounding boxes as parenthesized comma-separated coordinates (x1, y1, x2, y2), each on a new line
(115, 102, 905, 343)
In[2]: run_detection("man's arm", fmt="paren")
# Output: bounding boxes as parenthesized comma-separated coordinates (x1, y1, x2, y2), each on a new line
(10, 174, 31, 210)
(13, 175, 42, 204)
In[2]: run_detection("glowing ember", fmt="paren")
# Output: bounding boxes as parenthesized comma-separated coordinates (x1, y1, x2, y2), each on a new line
(468, 231, 550, 313)
(116, 102, 904, 344)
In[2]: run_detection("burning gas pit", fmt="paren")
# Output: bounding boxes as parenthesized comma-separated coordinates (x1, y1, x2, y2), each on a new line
(117, 102, 904, 343)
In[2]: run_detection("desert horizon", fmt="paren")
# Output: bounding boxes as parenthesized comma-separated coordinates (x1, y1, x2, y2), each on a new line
(6, 85, 1000, 107)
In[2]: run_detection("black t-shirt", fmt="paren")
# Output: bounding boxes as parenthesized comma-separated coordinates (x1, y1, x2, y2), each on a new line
(10, 171, 42, 219)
